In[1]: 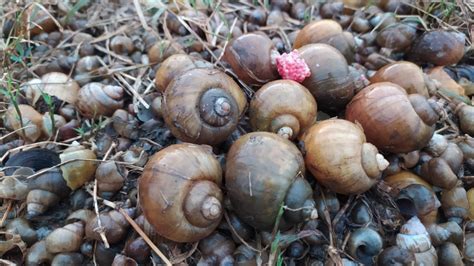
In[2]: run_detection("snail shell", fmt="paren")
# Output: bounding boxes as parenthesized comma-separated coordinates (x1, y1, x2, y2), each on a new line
(441, 186, 469, 224)
(225, 132, 317, 230)
(76, 82, 124, 118)
(298, 44, 357, 114)
(139, 143, 224, 242)
(346, 82, 438, 153)
(376, 23, 417, 52)
(59, 143, 97, 190)
(95, 161, 126, 198)
(293, 19, 355, 62)
(3, 104, 43, 142)
(162, 68, 247, 145)
(303, 119, 389, 195)
(409, 30, 465, 66)
(85, 209, 132, 244)
(45, 221, 84, 253)
(26, 241, 54, 266)
(347, 228, 383, 265)
(249, 80, 317, 140)
(41, 72, 80, 104)
(370, 61, 428, 97)
(224, 33, 280, 86)
(396, 216, 438, 265)
(148, 40, 184, 64)
(155, 54, 213, 92)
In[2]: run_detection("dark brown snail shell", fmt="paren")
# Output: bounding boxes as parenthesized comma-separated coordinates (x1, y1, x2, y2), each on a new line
(298, 43, 358, 114)
(224, 33, 280, 86)
(409, 30, 465, 66)
(162, 68, 247, 145)
(225, 132, 317, 230)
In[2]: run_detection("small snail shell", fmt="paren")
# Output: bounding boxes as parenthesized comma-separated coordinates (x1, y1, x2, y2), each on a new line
(370, 61, 428, 97)
(110, 35, 134, 55)
(85, 209, 133, 244)
(26, 241, 54, 266)
(464, 233, 474, 262)
(347, 228, 383, 265)
(21, 5, 57, 36)
(409, 30, 465, 66)
(420, 158, 458, 189)
(162, 68, 247, 145)
(112, 254, 138, 266)
(41, 72, 80, 104)
(456, 103, 474, 136)
(95, 161, 126, 198)
(45, 221, 84, 253)
(6, 218, 37, 246)
(155, 54, 213, 92)
(293, 20, 356, 62)
(60, 143, 97, 190)
(376, 23, 417, 52)
(428, 66, 466, 95)
(234, 243, 269, 265)
(198, 232, 236, 265)
(26, 169, 70, 218)
(76, 82, 124, 118)
(124, 237, 150, 264)
(438, 242, 463, 266)
(314, 189, 341, 218)
(51, 253, 84, 266)
(249, 80, 317, 140)
(396, 216, 437, 265)
(441, 186, 469, 224)
(427, 222, 462, 247)
(303, 119, 389, 194)
(224, 33, 280, 86)
(148, 40, 184, 64)
(226, 132, 317, 230)
(468, 188, 474, 220)
(42, 113, 66, 139)
(384, 171, 439, 225)
(346, 82, 439, 153)
(0, 170, 29, 201)
(220, 212, 254, 243)
(5, 148, 60, 176)
(350, 202, 371, 225)
(377, 246, 415, 266)
(139, 143, 224, 242)
(3, 104, 43, 142)
(112, 109, 139, 139)
(298, 44, 357, 113)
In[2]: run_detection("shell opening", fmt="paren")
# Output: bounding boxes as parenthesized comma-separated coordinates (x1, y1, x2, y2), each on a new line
(201, 196, 222, 220)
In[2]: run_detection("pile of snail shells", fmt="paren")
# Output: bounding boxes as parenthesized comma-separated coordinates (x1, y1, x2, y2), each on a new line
(2, 0, 474, 265)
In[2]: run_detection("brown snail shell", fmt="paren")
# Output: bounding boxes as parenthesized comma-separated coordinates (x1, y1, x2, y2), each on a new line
(298, 44, 358, 114)
(0, 169, 30, 200)
(139, 143, 224, 242)
(456, 103, 474, 136)
(124, 237, 150, 264)
(224, 33, 280, 86)
(41, 72, 81, 104)
(249, 80, 317, 140)
(148, 40, 184, 64)
(198, 232, 235, 265)
(370, 61, 428, 97)
(76, 82, 124, 118)
(41, 113, 66, 139)
(427, 222, 462, 247)
(420, 158, 458, 190)
(85, 209, 133, 244)
(346, 82, 438, 153)
(21, 5, 57, 36)
(95, 161, 126, 198)
(376, 23, 417, 52)
(112, 109, 139, 139)
(112, 254, 138, 266)
(428, 66, 465, 95)
(45, 221, 84, 253)
(3, 104, 43, 142)
(437, 242, 463, 266)
(441, 186, 469, 224)
(303, 119, 389, 194)
(155, 54, 213, 92)
(226, 132, 317, 230)
(110, 35, 134, 55)
(162, 68, 247, 145)
(293, 20, 356, 62)
(409, 30, 465, 66)
(377, 246, 415, 266)
(59, 143, 97, 190)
